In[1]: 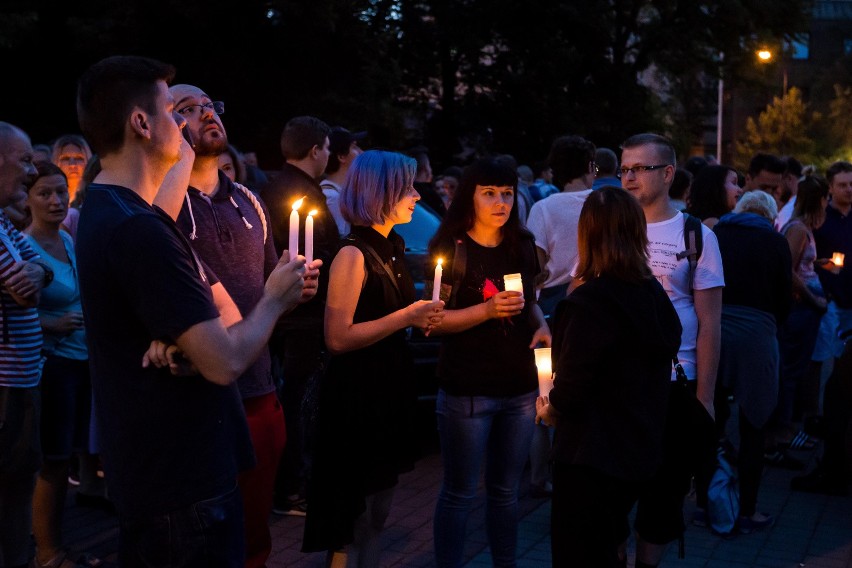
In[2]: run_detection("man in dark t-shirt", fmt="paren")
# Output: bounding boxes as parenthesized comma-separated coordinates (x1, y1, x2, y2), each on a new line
(76, 56, 314, 566)
(261, 116, 337, 514)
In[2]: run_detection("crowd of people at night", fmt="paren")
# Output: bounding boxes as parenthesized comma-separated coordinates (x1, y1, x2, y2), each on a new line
(0, 54, 850, 568)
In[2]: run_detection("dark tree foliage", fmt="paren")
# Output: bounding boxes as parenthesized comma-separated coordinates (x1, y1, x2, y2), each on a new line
(0, 0, 809, 171)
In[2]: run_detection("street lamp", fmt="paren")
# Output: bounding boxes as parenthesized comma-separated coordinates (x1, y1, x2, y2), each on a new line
(757, 48, 787, 93)
(716, 49, 784, 163)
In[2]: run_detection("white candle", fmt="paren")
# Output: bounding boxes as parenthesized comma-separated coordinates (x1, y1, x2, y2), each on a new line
(534, 347, 553, 397)
(832, 252, 845, 268)
(504, 273, 523, 293)
(305, 210, 317, 265)
(289, 197, 304, 257)
(432, 258, 443, 302)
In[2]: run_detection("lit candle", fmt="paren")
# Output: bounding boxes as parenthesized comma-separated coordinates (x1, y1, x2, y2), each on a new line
(432, 258, 443, 303)
(534, 347, 553, 397)
(305, 210, 317, 265)
(832, 252, 845, 268)
(289, 197, 304, 257)
(503, 273, 523, 293)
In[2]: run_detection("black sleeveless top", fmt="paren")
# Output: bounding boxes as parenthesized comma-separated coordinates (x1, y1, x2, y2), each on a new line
(302, 225, 418, 552)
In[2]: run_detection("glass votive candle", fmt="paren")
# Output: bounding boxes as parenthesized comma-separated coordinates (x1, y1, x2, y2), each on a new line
(503, 273, 523, 293)
(534, 347, 553, 397)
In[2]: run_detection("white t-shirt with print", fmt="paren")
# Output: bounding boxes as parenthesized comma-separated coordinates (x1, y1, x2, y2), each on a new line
(647, 212, 725, 381)
(526, 189, 593, 288)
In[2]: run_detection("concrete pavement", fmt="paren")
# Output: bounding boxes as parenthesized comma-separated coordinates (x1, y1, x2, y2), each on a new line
(58, 441, 852, 567)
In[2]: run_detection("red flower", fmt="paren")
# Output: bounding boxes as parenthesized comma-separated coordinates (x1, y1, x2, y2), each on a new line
(482, 278, 500, 301)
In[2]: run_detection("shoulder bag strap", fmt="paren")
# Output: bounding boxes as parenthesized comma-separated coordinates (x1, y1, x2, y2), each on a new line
(358, 239, 402, 298)
(449, 236, 467, 309)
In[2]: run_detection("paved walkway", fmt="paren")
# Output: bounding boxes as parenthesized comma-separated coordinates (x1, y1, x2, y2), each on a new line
(59, 441, 851, 567)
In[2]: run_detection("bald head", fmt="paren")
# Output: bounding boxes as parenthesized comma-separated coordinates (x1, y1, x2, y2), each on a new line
(0, 122, 35, 208)
(170, 83, 206, 103)
(169, 84, 227, 157)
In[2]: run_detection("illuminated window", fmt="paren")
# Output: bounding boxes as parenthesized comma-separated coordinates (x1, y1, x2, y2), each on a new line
(791, 34, 809, 59)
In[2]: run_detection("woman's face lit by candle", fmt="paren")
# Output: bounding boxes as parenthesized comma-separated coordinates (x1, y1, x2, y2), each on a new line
(473, 185, 514, 231)
(388, 185, 420, 225)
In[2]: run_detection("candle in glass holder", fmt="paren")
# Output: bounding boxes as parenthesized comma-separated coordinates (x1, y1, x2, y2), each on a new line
(305, 210, 317, 264)
(432, 259, 443, 303)
(288, 197, 305, 257)
(534, 347, 553, 397)
(503, 273, 523, 293)
(832, 252, 845, 268)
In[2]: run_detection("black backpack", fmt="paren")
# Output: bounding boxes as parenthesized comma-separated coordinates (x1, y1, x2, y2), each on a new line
(676, 212, 704, 292)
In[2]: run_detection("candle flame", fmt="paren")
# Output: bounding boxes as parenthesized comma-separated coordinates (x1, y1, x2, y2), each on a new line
(436, 258, 443, 267)
(292, 197, 305, 211)
(307, 209, 318, 217)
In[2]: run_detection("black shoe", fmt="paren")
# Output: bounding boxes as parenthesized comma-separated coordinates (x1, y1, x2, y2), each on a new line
(75, 492, 116, 513)
(271, 495, 308, 516)
(529, 482, 553, 498)
(763, 450, 806, 470)
(803, 415, 825, 439)
(791, 467, 848, 496)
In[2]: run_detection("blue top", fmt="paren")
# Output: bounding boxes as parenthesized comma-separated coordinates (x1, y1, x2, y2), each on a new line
(592, 176, 622, 190)
(25, 231, 87, 360)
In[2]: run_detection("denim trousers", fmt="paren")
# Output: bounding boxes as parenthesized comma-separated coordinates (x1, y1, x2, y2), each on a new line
(433, 389, 536, 568)
(119, 483, 245, 568)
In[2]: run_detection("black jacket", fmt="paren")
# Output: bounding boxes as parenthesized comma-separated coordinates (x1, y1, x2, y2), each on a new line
(550, 275, 682, 481)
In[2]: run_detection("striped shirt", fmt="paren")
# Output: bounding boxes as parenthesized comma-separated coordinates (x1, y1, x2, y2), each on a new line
(0, 214, 43, 387)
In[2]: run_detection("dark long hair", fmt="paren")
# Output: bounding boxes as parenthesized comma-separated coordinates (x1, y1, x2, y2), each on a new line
(687, 165, 737, 221)
(575, 186, 652, 283)
(428, 158, 530, 256)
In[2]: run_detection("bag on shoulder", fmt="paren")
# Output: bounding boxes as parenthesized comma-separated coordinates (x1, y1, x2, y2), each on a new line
(707, 447, 740, 536)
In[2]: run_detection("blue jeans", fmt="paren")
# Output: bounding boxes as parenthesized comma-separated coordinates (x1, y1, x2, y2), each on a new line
(433, 389, 536, 568)
(119, 483, 245, 568)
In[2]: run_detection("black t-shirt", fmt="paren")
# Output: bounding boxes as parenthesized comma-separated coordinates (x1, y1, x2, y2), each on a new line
(77, 184, 254, 519)
(432, 232, 539, 397)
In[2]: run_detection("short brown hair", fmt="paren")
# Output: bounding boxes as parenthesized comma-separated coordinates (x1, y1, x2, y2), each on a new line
(77, 55, 175, 157)
(575, 186, 652, 283)
(280, 116, 330, 160)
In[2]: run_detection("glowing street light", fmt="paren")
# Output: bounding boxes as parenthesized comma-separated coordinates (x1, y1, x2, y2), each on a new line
(717, 48, 781, 162)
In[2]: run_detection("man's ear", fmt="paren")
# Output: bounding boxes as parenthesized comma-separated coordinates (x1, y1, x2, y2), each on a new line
(129, 109, 151, 140)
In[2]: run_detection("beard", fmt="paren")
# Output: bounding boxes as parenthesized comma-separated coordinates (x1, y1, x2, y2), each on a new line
(193, 126, 229, 157)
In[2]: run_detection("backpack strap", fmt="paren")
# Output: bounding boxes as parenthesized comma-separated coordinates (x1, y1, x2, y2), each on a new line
(676, 212, 704, 292)
(448, 236, 467, 309)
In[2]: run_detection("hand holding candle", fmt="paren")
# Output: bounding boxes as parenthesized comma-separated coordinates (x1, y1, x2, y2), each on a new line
(305, 210, 317, 265)
(534, 347, 553, 398)
(288, 197, 304, 257)
(432, 258, 443, 303)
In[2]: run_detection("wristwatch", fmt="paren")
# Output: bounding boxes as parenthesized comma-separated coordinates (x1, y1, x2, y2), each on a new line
(32, 261, 54, 287)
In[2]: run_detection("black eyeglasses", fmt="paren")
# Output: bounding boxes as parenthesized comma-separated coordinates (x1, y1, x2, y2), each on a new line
(176, 101, 225, 117)
(618, 164, 670, 178)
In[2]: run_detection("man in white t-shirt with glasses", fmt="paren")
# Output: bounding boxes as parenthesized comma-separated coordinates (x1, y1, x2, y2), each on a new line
(620, 133, 724, 568)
